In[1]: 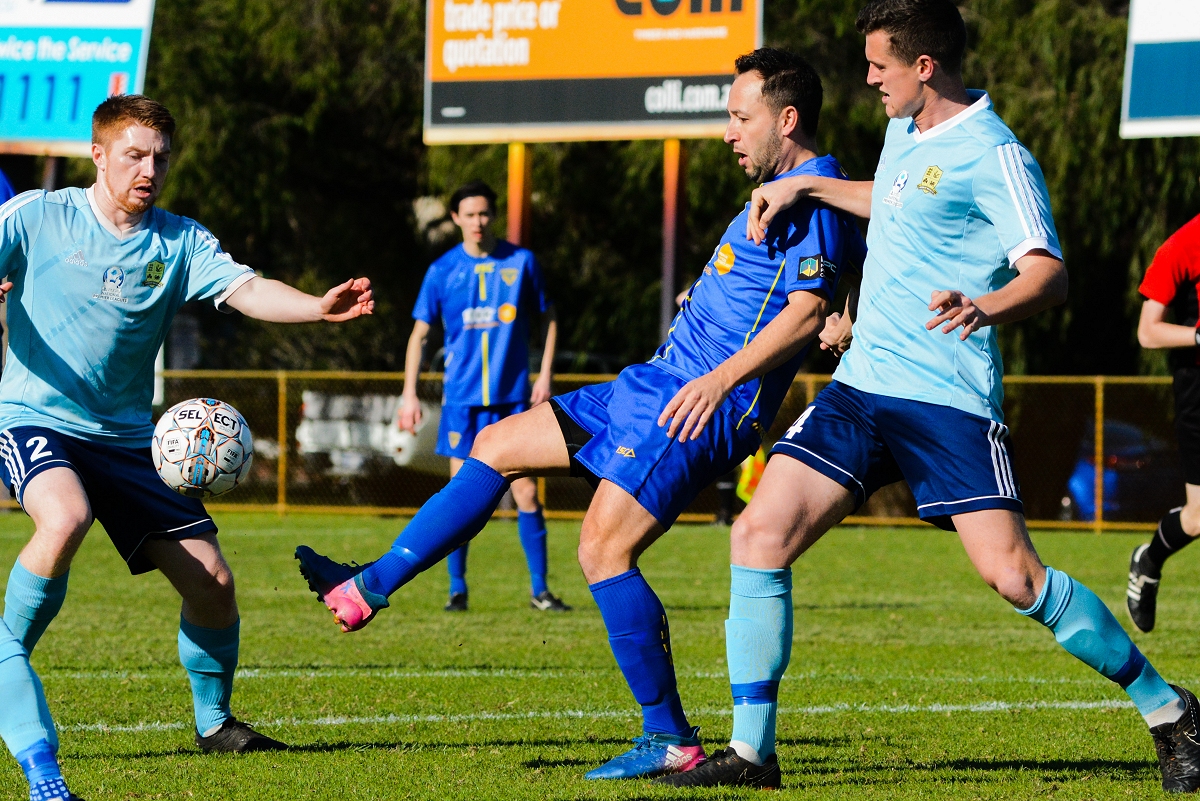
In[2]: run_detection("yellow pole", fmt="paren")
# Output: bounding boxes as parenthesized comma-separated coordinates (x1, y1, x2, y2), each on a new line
(1093, 376, 1104, 534)
(277, 370, 288, 515)
(507, 143, 533, 246)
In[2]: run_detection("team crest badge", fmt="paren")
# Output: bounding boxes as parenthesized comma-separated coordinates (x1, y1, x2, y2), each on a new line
(93, 267, 128, 304)
(713, 243, 736, 275)
(917, 166, 943, 195)
(142, 260, 166, 288)
(883, 170, 908, 208)
(798, 257, 821, 278)
(498, 303, 517, 324)
(448, 432, 462, 449)
(500, 268, 519, 286)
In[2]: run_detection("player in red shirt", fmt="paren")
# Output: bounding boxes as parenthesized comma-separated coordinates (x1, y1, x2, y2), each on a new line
(1127, 214, 1200, 632)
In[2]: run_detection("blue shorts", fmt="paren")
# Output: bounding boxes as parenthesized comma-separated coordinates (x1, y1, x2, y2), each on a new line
(437, 402, 528, 459)
(770, 381, 1022, 531)
(550, 363, 760, 528)
(0, 427, 216, 575)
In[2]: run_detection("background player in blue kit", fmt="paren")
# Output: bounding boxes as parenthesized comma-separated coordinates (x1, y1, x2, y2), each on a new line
(0, 95, 375, 757)
(296, 48, 865, 781)
(673, 0, 1200, 792)
(397, 180, 568, 612)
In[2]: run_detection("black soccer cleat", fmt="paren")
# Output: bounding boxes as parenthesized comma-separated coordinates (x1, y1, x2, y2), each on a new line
(444, 592, 468, 612)
(1152, 685, 1200, 793)
(1128, 543, 1162, 633)
(654, 747, 781, 789)
(530, 590, 572, 611)
(196, 717, 288, 753)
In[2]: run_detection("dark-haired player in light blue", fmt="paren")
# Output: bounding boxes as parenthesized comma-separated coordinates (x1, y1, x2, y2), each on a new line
(0, 94, 375, 779)
(296, 48, 864, 781)
(673, 0, 1200, 792)
(396, 180, 568, 612)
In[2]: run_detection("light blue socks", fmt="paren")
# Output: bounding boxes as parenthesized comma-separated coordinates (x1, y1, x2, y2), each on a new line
(0, 619, 57, 762)
(178, 617, 239, 736)
(1018, 566, 1184, 726)
(4, 559, 69, 655)
(726, 565, 792, 765)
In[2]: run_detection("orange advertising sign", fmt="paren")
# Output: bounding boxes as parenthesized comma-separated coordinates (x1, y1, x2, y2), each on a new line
(424, 0, 761, 143)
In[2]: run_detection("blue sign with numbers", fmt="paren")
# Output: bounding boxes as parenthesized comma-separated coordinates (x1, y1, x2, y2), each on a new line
(0, 0, 154, 155)
(1122, 0, 1200, 138)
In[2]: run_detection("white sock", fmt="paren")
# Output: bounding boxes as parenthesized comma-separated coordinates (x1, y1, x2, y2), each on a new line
(729, 739, 763, 765)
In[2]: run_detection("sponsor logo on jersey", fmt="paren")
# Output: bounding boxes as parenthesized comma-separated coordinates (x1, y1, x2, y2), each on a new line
(498, 303, 517, 323)
(917, 165, 943, 195)
(713, 242, 735, 275)
(448, 431, 462, 448)
(798, 255, 837, 281)
(64, 250, 88, 267)
(883, 170, 908, 208)
(500, 267, 519, 286)
(461, 306, 497, 327)
(616, 446, 636, 458)
(142, 260, 166, 288)
(93, 266, 128, 303)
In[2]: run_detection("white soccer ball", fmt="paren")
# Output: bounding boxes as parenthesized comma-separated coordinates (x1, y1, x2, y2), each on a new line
(152, 398, 254, 499)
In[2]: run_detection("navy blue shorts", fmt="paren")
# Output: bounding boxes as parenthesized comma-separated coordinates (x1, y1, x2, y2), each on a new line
(550, 363, 761, 528)
(437, 402, 528, 459)
(0, 427, 216, 575)
(770, 381, 1022, 531)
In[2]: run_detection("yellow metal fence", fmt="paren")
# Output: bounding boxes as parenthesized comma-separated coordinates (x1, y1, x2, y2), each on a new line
(126, 371, 1184, 531)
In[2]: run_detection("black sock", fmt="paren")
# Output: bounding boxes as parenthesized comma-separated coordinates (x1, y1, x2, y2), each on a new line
(1145, 509, 1194, 575)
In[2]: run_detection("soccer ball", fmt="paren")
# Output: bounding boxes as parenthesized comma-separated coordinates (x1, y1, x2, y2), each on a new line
(152, 398, 254, 499)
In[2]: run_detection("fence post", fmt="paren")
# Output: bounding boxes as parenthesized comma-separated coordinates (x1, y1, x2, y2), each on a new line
(277, 370, 288, 516)
(804, 374, 816, 406)
(1093, 376, 1104, 534)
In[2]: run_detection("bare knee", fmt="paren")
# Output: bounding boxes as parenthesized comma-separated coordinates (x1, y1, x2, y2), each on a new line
(577, 520, 633, 584)
(469, 424, 510, 471)
(979, 563, 1041, 608)
(729, 505, 795, 567)
(510, 478, 539, 512)
(22, 503, 91, 577)
(181, 564, 238, 628)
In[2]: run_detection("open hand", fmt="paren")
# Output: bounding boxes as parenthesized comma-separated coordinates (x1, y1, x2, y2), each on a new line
(927, 290, 988, 340)
(746, 176, 813, 245)
(657, 371, 731, 442)
(321, 277, 374, 322)
(819, 311, 853, 357)
(530, 373, 552, 406)
(397, 395, 422, 433)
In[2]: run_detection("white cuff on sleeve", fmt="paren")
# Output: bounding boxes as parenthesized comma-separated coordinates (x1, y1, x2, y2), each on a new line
(214, 271, 257, 311)
(1007, 237, 1063, 266)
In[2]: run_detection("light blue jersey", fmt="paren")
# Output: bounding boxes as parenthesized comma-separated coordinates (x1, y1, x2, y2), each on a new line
(835, 92, 1061, 421)
(0, 187, 256, 446)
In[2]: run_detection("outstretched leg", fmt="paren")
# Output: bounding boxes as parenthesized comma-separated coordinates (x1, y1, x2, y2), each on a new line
(1128, 483, 1200, 632)
(296, 402, 571, 631)
(578, 480, 704, 780)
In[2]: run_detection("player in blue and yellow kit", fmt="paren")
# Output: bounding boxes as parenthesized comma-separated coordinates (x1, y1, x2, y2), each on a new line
(668, 0, 1200, 791)
(296, 49, 865, 781)
(397, 181, 568, 612)
(0, 95, 375, 780)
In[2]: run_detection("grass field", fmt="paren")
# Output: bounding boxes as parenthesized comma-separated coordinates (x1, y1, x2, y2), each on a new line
(1, 512, 1197, 799)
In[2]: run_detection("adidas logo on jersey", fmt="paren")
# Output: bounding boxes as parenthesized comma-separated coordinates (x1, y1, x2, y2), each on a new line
(64, 250, 87, 267)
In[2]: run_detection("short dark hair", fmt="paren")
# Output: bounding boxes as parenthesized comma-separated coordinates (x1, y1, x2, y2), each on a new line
(449, 180, 497, 214)
(92, 94, 176, 147)
(855, 0, 967, 75)
(733, 48, 823, 138)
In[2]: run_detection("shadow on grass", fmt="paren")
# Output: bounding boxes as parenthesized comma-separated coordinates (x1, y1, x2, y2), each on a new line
(780, 755, 1156, 787)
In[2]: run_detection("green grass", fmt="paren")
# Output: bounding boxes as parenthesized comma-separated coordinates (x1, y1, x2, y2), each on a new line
(1, 513, 1197, 799)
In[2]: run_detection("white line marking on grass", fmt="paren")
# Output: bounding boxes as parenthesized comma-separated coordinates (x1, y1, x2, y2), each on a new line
(60, 699, 1134, 734)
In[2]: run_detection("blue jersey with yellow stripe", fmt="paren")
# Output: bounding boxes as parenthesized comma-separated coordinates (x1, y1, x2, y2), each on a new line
(414, 240, 550, 408)
(653, 154, 866, 433)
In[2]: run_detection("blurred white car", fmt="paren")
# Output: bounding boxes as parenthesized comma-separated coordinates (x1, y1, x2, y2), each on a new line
(295, 391, 449, 476)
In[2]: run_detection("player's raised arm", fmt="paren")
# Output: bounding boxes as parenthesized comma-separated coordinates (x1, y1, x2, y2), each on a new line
(223, 276, 374, 323)
(658, 289, 829, 442)
(746, 177, 873, 245)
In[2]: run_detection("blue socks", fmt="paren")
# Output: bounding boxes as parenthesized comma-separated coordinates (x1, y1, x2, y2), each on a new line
(0, 619, 57, 764)
(17, 740, 71, 801)
(518, 509, 549, 596)
(590, 569, 691, 737)
(362, 458, 509, 597)
(178, 617, 239, 736)
(4, 560, 69, 655)
(1018, 566, 1184, 726)
(447, 545, 469, 597)
(726, 565, 792, 765)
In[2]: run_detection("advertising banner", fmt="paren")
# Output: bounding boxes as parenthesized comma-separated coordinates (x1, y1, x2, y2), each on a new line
(0, 0, 156, 156)
(1122, 0, 1200, 138)
(425, 0, 762, 143)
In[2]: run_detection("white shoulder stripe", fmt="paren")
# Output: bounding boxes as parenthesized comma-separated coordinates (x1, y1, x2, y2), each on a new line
(0, 190, 42, 225)
(999, 144, 1047, 240)
(996, 147, 1032, 240)
(1009, 144, 1048, 238)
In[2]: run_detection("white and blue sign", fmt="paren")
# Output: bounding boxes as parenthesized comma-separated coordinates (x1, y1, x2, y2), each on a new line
(1122, 0, 1200, 138)
(0, 0, 155, 155)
